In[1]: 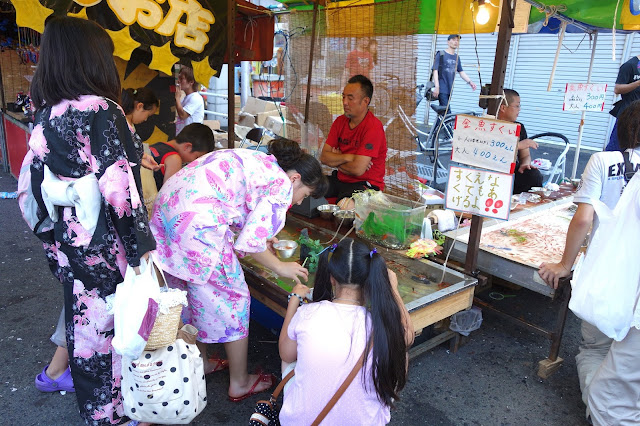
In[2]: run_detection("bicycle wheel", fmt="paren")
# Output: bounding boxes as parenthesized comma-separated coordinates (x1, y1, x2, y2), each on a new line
(427, 114, 456, 154)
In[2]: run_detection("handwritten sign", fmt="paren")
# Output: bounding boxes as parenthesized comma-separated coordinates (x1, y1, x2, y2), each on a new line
(563, 83, 608, 111)
(445, 165, 514, 221)
(451, 114, 519, 174)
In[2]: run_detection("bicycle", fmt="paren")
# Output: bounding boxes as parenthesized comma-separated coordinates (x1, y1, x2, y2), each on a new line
(372, 73, 417, 123)
(375, 76, 481, 185)
(393, 90, 480, 185)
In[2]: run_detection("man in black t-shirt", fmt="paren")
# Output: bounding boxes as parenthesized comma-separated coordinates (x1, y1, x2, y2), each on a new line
(431, 35, 477, 113)
(606, 55, 640, 151)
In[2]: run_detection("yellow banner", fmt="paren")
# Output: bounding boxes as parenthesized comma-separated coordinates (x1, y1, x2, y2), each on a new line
(434, 0, 500, 35)
(621, 0, 640, 30)
(326, 0, 375, 38)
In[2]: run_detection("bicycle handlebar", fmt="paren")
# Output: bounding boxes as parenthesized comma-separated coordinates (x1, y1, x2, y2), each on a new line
(529, 132, 570, 145)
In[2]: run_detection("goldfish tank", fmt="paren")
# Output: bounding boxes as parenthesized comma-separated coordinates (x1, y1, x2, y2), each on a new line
(353, 190, 426, 250)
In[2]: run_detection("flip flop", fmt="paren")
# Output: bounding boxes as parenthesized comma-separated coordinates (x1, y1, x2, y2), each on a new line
(228, 371, 276, 402)
(205, 357, 229, 375)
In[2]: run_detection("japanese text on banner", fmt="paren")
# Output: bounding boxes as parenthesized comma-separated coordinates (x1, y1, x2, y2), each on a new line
(563, 83, 607, 112)
(445, 166, 514, 221)
(452, 114, 519, 174)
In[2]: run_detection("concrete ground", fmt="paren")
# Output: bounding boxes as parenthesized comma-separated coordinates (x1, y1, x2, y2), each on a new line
(0, 169, 589, 425)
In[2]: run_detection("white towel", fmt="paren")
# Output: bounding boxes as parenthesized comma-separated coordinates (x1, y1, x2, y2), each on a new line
(427, 209, 457, 233)
(40, 165, 101, 236)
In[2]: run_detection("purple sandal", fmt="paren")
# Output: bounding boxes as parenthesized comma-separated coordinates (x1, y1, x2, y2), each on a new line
(35, 365, 75, 393)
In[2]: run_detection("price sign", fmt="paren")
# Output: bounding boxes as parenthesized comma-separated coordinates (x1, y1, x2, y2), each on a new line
(445, 165, 514, 221)
(563, 83, 608, 111)
(451, 114, 519, 174)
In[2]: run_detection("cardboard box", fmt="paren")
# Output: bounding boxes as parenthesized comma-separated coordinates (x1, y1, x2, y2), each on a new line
(213, 130, 228, 149)
(243, 97, 278, 115)
(264, 115, 295, 137)
(237, 112, 256, 127)
(256, 110, 281, 127)
(203, 120, 221, 131)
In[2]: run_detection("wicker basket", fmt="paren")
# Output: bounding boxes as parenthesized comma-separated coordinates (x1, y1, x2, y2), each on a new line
(144, 304, 183, 351)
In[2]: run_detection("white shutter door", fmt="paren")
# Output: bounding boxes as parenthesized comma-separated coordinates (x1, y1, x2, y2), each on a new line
(416, 33, 497, 124)
(414, 32, 630, 151)
(415, 33, 434, 123)
(512, 33, 624, 151)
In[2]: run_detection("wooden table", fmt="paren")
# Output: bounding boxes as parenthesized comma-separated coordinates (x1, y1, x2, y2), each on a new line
(241, 214, 478, 359)
(443, 193, 577, 377)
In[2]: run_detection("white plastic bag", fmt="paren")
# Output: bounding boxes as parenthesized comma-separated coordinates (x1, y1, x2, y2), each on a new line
(110, 254, 162, 359)
(122, 324, 207, 424)
(569, 173, 640, 341)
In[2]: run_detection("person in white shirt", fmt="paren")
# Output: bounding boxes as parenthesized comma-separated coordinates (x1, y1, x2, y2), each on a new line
(175, 66, 204, 135)
(538, 100, 640, 425)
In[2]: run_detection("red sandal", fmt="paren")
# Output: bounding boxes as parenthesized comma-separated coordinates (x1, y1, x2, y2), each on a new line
(228, 371, 276, 402)
(205, 357, 229, 375)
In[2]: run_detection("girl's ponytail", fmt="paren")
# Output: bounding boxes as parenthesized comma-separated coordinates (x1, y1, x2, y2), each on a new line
(364, 252, 408, 407)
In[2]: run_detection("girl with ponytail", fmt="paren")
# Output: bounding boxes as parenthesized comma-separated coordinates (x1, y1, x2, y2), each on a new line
(279, 238, 414, 425)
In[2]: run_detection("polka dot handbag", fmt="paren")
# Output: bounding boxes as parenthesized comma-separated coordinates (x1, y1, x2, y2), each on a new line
(250, 369, 295, 426)
(122, 324, 207, 424)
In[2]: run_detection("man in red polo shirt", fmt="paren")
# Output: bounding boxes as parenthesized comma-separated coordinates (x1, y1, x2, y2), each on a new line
(320, 74, 387, 210)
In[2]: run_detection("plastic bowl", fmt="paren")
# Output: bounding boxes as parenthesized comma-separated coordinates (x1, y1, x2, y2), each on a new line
(333, 209, 355, 227)
(317, 204, 340, 220)
(273, 240, 298, 259)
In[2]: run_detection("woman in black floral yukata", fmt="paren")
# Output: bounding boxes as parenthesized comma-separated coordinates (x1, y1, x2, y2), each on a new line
(18, 17, 155, 425)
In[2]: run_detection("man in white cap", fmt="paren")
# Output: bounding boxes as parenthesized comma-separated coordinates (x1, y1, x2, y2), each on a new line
(431, 34, 477, 112)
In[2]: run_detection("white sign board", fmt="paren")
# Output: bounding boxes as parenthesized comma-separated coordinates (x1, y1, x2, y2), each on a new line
(445, 165, 514, 221)
(563, 83, 608, 111)
(451, 114, 519, 174)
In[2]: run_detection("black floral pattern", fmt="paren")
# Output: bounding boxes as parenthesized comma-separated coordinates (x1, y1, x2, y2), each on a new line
(24, 96, 156, 425)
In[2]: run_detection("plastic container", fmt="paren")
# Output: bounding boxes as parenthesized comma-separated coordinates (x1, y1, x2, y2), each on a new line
(353, 191, 426, 250)
(420, 187, 445, 215)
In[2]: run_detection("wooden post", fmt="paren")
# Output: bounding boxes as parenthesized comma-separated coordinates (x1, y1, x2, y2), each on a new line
(465, 0, 516, 274)
(227, 0, 236, 149)
(571, 32, 598, 179)
(304, 1, 320, 123)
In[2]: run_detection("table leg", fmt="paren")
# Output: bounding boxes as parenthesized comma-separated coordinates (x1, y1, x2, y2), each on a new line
(537, 280, 571, 379)
(408, 330, 459, 360)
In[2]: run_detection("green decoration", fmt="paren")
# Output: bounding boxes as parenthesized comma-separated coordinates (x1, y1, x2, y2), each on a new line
(297, 233, 324, 273)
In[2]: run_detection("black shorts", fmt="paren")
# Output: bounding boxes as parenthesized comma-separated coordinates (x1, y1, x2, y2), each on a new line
(325, 170, 380, 201)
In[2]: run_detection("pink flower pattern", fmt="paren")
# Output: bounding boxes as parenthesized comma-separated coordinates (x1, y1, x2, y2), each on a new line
(28, 125, 49, 160)
(19, 95, 155, 425)
(151, 150, 292, 342)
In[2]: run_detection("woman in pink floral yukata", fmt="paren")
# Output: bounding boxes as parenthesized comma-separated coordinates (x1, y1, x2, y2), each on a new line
(18, 17, 155, 425)
(150, 138, 327, 401)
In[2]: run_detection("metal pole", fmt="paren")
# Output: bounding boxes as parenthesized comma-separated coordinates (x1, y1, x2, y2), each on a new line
(304, 1, 319, 123)
(571, 32, 598, 179)
(227, 0, 236, 149)
(240, 61, 251, 108)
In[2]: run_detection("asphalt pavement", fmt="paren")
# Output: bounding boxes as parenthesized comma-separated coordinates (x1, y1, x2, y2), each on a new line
(0, 169, 589, 425)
